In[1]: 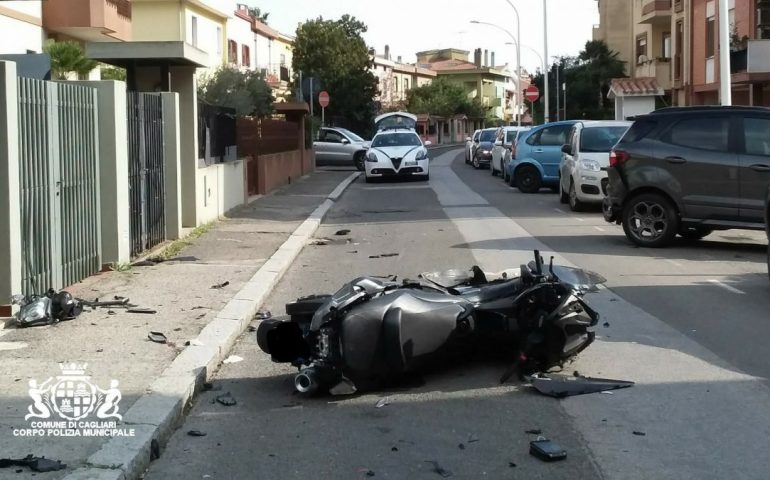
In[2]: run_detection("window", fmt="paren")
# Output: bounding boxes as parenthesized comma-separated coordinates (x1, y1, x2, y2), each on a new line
(580, 127, 629, 153)
(675, 20, 684, 79)
(228, 40, 238, 64)
(706, 16, 716, 57)
(280, 54, 286, 66)
(242, 45, 251, 67)
(371, 133, 421, 148)
(394, 78, 399, 92)
(743, 118, 770, 156)
(320, 130, 345, 143)
(191, 16, 198, 47)
(665, 117, 729, 152)
(662, 32, 671, 59)
(216, 27, 222, 56)
(531, 125, 571, 146)
(636, 34, 648, 63)
(758, 0, 770, 39)
(404, 78, 409, 91)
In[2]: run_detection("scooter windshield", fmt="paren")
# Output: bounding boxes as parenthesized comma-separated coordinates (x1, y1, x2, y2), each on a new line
(420, 269, 475, 289)
(551, 266, 607, 293)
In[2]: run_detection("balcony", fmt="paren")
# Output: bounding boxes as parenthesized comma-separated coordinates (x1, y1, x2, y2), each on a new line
(639, 0, 672, 25)
(43, 0, 131, 42)
(730, 40, 770, 83)
(635, 58, 672, 90)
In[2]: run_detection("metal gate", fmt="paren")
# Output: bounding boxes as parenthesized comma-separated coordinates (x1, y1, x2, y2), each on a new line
(126, 92, 165, 257)
(17, 79, 101, 295)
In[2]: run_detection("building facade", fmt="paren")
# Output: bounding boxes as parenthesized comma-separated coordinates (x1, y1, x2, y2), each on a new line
(0, 1, 44, 54)
(593, 0, 635, 75)
(372, 46, 436, 110)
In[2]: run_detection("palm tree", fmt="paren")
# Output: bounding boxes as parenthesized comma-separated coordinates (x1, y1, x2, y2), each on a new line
(247, 7, 269, 24)
(43, 40, 98, 80)
(578, 40, 625, 110)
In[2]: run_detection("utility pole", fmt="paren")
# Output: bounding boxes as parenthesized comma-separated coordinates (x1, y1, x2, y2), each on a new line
(555, 60, 560, 121)
(718, 0, 732, 105)
(543, 0, 544, 123)
(563, 82, 567, 119)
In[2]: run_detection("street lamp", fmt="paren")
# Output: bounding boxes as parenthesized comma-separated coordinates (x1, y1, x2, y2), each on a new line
(543, 0, 550, 123)
(470, 19, 521, 126)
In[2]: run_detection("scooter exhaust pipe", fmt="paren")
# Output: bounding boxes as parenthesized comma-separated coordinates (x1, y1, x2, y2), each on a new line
(294, 369, 319, 394)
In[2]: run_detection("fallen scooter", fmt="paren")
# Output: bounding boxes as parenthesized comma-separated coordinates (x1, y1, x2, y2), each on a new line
(257, 250, 604, 395)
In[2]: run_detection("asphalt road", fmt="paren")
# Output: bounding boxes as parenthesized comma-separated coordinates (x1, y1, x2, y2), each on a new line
(145, 150, 770, 480)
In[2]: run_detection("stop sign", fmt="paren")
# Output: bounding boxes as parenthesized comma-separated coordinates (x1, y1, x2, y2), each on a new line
(525, 85, 540, 102)
(318, 91, 330, 108)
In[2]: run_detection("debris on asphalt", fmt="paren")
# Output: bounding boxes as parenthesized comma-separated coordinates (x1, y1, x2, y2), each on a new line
(147, 331, 167, 344)
(369, 255, 380, 259)
(375, 397, 391, 408)
(600, 391, 615, 395)
(358, 469, 375, 477)
(187, 430, 207, 437)
(211, 281, 230, 289)
(248, 325, 257, 332)
(335, 229, 351, 236)
(425, 460, 453, 477)
(128, 308, 157, 314)
(0, 455, 67, 472)
(391, 446, 399, 452)
(603, 322, 611, 328)
(347, 250, 359, 254)
(310, 238, 331, 246)
(14, 290, 83, 328)
(529, 373, 635, 398)
(150, 439, 160, 460)
(633, 431, 647, 436)
(203, 382, 222, 391)
(525, 429, 542, 435)
(216, 392, 237, 406)
(458, 443, 465, 450)
(508, 462, 517, 468)
(255, 310, 272, 320)
(223, 355, 243, 364)
(381, 253, 399, 258)
(467, 434, 479, 443)
(530, 439, 568, 462)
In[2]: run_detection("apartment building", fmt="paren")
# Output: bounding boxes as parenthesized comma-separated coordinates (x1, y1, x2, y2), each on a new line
(597, 0, 770, 106)
(0, 1, 44, 54)
(372, 46, 436, 110)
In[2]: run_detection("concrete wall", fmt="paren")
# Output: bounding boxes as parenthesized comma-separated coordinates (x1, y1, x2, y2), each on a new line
(596, 0, 634, 74)
(0, 62, 21, 316)
(196, 160, 246, 223)
(0, 2, 44, 54)
(616, 96, 656, 120)
(161, 92, 182, 240)
(69, 80, 130, 266)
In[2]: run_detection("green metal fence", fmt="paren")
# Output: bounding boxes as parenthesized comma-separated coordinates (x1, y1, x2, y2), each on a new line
(17, 78, 101, 295)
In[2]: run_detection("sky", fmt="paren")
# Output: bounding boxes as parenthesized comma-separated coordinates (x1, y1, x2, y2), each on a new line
(251, 0, 600, 73)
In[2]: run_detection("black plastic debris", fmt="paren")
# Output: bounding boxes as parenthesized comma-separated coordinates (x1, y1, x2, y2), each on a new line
(530, 439, 567, 462)
(381, 253, 399, 258)
(633, 431, 646, 436)
(211, 281, 230, 289)
(425, 460, 453, 477)
(255, 311, 272, 320)
(204, 382, 222, 392)
(150, 439, 160, 460)
(216, 392, 237, 406)
(187, 430, 207, 437)
(0, 455, 66, 472)
(458, 443, 465, 450)
(128, 308, 157, 314)
(603, 322, 611, 328)
(148, 332, 167, 344)
(247, 325, 257, 332)
(525, 429, 542, 435)
(529, 373, 635, 398)
(508, 462, 517, 468)
(335, 229, 351, 236)
(14, 289, 83, 328)
(369, 255, 380, 259)
(391, 447, 399, 452)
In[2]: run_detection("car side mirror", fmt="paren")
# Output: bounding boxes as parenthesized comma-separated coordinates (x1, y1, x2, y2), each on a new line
(561, 144, 572, 155)
(424, 140, 433, 146)
(341, 139, 350, 145)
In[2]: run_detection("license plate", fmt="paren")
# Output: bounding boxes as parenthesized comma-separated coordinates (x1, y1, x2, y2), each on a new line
(404, 160, 417, 166)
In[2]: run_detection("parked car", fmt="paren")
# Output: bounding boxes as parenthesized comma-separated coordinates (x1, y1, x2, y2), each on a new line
(491, 126, 530, 178)
(471, 128, 497, 169)
(766, 186, 770, 281)
(465, 129, 481, 164)
(506, 120, 579, 193)
(603, 106, 770, 247)
(364, 128, 431, 182)
(558, 121, 632, 211)
(314, 127, 370, 170)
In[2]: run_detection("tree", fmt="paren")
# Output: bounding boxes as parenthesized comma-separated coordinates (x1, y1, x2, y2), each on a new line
(43, 40, 97, 80)
(292, 15, 379, 135)
(530, 40, 625, 122)
(247, 6, 269, 24)
(198, 66, 274, 118)
(405, 77, 489, 119)
(100, 66, 126, 81)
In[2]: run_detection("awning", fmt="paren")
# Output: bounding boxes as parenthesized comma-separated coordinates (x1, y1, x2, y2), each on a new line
(86, 41, 209, 68)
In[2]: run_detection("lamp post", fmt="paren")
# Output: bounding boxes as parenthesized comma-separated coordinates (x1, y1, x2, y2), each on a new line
(503, 0, 522, 126)
(543, 0, 550, 123)
(718, 0, 731, 105)
(471, 19, 521, 126)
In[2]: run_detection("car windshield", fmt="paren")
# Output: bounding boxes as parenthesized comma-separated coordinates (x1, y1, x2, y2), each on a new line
(580, 126, 629, 153)
(506, 131, 521, 143)
(480, 130, 496, 142)
(338, 128, 365, 142)
(372, 132, 422, 148)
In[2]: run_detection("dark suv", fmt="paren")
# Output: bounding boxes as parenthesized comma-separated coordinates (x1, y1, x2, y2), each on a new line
(766, 186, 770, 280)
(603, 106, 770, 247)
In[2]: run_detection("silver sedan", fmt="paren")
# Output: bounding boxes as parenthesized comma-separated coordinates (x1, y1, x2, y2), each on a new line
(314, 127, 370, 170)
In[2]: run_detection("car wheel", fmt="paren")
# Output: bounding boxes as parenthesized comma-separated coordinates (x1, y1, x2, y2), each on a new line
(559, 179, 569, 204)
(621, 193, 679, 248)
(472, 155, 480, 169)
(568, 180, 585, 212)
(678, 227, 713, 241)
(354, 152, 365, 171)
(515, 165, 542, 194)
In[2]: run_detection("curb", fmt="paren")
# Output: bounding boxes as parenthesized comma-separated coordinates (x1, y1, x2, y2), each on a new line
(64, 171, 361, 480)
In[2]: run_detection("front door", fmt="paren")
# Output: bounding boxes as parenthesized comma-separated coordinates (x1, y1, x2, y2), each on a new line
(531, 124, 572, 180)
(738, 116, 770, 223)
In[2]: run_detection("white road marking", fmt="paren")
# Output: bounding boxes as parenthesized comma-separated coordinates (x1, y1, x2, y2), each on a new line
(363, 185, 432, 190)
(665, 259, 683, 268)
(707, 279, 746, 294)
(554, 208, 566, 214)
(594, 226, 605, 232)
(576, 217, 585, 222)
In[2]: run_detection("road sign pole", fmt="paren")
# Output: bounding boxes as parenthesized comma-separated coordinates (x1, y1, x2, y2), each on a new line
(322, 107, 325, 127)
(310, 78, 314, 118)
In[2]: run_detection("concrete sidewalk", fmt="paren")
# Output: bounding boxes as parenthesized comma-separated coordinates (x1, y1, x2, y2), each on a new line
(0, 168, 360, 480)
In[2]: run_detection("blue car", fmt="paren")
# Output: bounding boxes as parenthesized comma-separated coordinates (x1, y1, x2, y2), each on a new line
(505, 120, 578, 193)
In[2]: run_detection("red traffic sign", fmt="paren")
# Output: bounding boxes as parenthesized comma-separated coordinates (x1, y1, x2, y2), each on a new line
(525, 85, 540, 102)
(318, 91, 330, 108)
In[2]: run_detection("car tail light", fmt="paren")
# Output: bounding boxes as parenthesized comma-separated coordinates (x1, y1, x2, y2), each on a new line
(609, 149, 630, 167)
